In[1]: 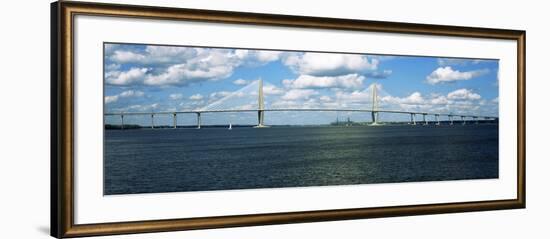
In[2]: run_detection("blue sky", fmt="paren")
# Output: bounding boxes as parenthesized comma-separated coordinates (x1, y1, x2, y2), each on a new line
(104, 43, 499, 126)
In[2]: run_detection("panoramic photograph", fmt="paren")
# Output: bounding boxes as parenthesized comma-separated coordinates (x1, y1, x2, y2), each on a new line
(103, 43, 499, 195)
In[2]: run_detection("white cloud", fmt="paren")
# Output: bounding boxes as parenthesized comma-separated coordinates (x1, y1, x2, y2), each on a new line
(111, 103, 163, 113)
(233, 79, 248, 85)
(109, 46, 198, 65)
(282, 74, 365, 90)
(104, 96, 118, 104)
(330, 84, 381, 104)
(426, 66, 489, 85)
(144, 63, 233, 86)
(189, 94, 204, 100)
(105, 68, 148, 85)
(447, 89, 481, 100)
(234, 103, 257, 110)
(119, 90, 144, 98)
(256, 51, 281, 62)
(270, 100, 301, 108)
(169, 93, 183, 100)
(209, 91, 232, 100)
(323, 83, 489, 115)
(105, 45, 387, 88)
(263, 85, 284, 95)
(365, 70, 392, 79)
(270, 98, 322, 109)
(105, 63, 121, 71)
(143, 49, 240, 86)
(430, 95, 448, 105)
(104, 44, 117, 55)
(234, 49, 281, 63)
(110, 50, 146, 63)
(283, 52, 378, 76)
(320, 96, 332, 102)
(104, 90, 145, 104)
(281, 89, 318, 101)
(107, 46, 246, 86)
(401, 92, 424, 104)
(143, 46, 197, 64)
(335, 91, 368, 103)
(437, 58, 487, 66)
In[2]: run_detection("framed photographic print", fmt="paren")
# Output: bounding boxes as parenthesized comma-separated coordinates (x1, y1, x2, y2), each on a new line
(51, 1, 526, 238)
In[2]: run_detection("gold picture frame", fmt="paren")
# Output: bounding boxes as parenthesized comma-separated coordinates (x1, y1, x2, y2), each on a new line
(51, 1, 526, 238)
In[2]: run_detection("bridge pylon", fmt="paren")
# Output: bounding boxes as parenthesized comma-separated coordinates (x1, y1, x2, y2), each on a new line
(370, 84, 382, 126)
(423, 113, 428, 126)
(173, 113, 177, 129)
(410, 113, 416, 125)
(196, 112, 201, 129)
(254, 79, 269, 128)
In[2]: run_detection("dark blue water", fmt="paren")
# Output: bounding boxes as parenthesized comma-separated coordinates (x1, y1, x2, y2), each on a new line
(104, 125, 498, 195)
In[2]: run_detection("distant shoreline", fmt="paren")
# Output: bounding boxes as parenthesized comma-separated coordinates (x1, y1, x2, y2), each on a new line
(105, 121, 498, 130)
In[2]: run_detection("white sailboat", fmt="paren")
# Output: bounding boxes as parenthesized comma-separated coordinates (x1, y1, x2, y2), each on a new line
(228, 123, 232, 130)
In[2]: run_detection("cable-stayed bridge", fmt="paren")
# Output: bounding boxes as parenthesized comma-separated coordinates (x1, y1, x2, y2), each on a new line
(104, 79, 498, 129)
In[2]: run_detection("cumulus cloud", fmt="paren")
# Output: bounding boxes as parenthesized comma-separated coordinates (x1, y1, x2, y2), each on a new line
(382, 89, 487, 114)
(169, 93, 183, 100)
(400, 92, 424, 104)
(104, 90, 145, 104)
(120, 90, 144, 98)
(105, 68, 148, 85)
(233, 79, 248, 85)
(209, 91, 232, 100)
(106, 46, 251, 87)
(105, 63, 121, 71)
(437, 58, 488, 66)
(104, 96, 118, 104)
(263, 85, 284, 95)
(114, 103, 159, 112)
(334, 87, 425, 109)
(110, 50, 146, 63)
(386, 90, 482, 109)
(281, 89, 319, 101)
(426, 66, 489, 85)
(282, 74, 365, 90)
(325, 83, 489, 115)
(270, 100, 301, 108)
(256, 51, 282, 62)
(235, 49, 282, 63)
(430, 95, 448, 105)
(283, 52, 378, 76)
(108, 45, 198, 65)
(105, 45, 387, 88)
(142, 49, 243, 86)
(447, 88, 481, 100)
(144, 63, 233, 86)
(330, 84, 381, 104)
(137, 48, 285, 87)
(320, 96, 332, 102)
(189, 94, 204, 100)
(143, 46, 198, 64)
(365, 70, 392, 79)
(270, 98, 323, 109)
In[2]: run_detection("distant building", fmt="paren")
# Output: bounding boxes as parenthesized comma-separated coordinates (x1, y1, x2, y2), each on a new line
(330, 116, 355, 126)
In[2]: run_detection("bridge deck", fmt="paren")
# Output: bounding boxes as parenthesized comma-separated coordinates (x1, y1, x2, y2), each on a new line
(104, 108, 497, 119)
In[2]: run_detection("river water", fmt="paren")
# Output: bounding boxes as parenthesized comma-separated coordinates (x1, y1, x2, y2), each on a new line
(104, 124, 498, 195)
